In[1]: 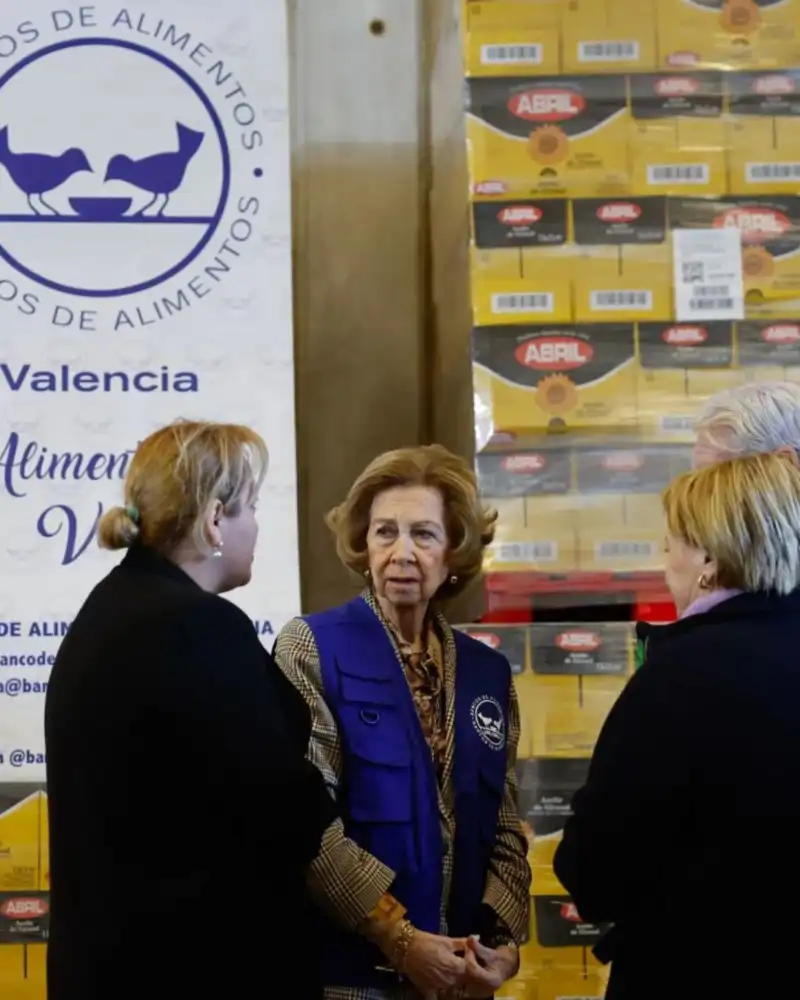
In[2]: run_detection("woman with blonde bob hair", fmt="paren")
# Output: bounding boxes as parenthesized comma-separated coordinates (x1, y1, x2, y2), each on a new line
(45, 420, 336, 1000)
(274, 444, 531, 1000)
(554, 452, 800, 1000)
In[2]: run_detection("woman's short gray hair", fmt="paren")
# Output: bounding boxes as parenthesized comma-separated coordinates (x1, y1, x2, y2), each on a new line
(695, 381, 800, 459)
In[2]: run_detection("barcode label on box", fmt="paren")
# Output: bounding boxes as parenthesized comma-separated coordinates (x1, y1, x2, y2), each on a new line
(661, 414, 693, 431)
(692, 285, 730, 298)
(673, 228, 744, 321)
(595, 541, 657, 559)
(579, 41, 639, 61)
(688, 297, 734, 311)
(492, 542, 557, 563)
(590, 290, 652, 311)
(492, 293, 554, 314)
(647, 164, 709, 184)
(481, 43, 542, 65)
(747, 162, 800, 182)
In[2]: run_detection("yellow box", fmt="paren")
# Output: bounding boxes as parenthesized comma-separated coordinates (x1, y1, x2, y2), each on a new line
(25, 946, 46, 987)
(0, 792, 41, 892)
(467, 75, 631, 199)
(528, 674, 627, 756)
(463, 0, 562, 77)
(561, 0, 657, 74)
(575, 444, 679, 519)
(517, 756, 590, 875)
(459, 622, 530, 677)
(578, 523, 664, 572)
(537, 968, 610, 1000)
(572, 197, 671, 321)
(0, 946, 24, 989)
(488, 494, 578, 574)
(738, 318, 800, 382)
(629, 72, 727, 196)
(471, 199, 573, 323)
(38, 794, 48, 893)
(528, 622, 632, 760)
(515, 663, 543, 760)
(669, 195, 800, 308)
(657, 0, 800, 72)
(727, 71, 800, 193)
(472, 323, 638, 435)
(526, 892, 612, 972)
(637, 321, 738, 438)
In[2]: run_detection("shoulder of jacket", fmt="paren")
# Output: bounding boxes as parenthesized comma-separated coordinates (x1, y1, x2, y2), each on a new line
(453, 628, 511, 670)
(165, 589, 256, 639)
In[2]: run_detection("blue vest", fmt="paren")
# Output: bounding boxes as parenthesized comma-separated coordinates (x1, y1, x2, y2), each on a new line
(303, 597, 511, 990)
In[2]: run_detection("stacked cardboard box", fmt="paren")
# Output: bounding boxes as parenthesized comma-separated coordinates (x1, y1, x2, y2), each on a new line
(462, 0, 800, 575)
(456, 2, 800, 995)
(457, 622, 633, 996)
(0, 788, 49, 1000)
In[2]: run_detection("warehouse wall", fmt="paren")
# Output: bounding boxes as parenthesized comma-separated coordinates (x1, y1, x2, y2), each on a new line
(290, 1, 427, 613)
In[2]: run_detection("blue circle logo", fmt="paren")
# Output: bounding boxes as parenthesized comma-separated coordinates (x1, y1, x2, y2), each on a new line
(0, 37, 231, 298)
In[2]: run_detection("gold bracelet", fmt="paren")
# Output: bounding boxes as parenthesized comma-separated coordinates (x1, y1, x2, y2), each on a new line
(390, 920, 417, 973)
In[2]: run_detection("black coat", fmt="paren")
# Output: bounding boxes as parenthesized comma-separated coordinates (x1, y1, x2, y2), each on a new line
(554, 590, 800, 999)
(44, 545, 336, 1000)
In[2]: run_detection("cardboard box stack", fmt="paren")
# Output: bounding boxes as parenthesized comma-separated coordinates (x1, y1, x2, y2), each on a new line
(0, 788, 49, 1000)
(462, 0, 800, 579)
(457, 622, 634, 997)
(457, 1, 800, 995)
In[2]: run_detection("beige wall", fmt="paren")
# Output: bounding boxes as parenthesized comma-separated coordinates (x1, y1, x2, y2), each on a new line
(289, 1, 477, 617)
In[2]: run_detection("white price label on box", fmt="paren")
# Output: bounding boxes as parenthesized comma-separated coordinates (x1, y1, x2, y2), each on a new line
(672, 228, 744, 322)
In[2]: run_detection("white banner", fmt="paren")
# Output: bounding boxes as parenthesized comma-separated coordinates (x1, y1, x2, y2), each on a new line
(0, 1, 300, 781)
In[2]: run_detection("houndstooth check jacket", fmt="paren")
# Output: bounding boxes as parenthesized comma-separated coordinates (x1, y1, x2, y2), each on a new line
(273, 591, 531, 1000)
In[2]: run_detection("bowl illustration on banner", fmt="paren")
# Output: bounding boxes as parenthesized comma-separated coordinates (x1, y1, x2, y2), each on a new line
(0, 39, 229, 299)
(68, 197, 133, 221)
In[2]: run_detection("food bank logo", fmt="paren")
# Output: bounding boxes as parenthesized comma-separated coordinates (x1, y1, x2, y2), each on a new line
(0, 10, 271, 325)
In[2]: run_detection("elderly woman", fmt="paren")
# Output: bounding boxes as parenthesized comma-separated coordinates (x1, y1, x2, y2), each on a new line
(554, 453, 800, 1000)
(275, 444, 531, 1000)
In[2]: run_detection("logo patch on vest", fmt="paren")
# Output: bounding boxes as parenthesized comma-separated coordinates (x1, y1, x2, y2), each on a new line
(470, 696, 506, 751)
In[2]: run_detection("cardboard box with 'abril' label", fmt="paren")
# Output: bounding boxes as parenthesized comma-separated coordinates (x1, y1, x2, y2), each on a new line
(470, 198, 572, 325)
(517, 887, 611, 992)
(739, 318, 800, 383)
(575, 444, 691, 542)
(477, 448, 577, 575)
(457, 623, 534, 756)
(637, 321, 740, 440)
(526, 624, 631, 757)
(727, 70, 800, 194)
(629, 71, 727, 197)
(517, 757, 591, 873)
(466, 75, 630, 199)
(669, 196, 800, 313)
(458, 624, 529, 677)
(471, 323, 638, 437)
(571, 196, 672, 322)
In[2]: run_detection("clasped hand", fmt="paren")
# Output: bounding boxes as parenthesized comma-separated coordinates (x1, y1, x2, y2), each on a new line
(403, 929, 517, 999)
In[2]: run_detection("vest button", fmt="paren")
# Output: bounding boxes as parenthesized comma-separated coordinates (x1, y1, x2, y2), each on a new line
(360, 708, 381, 725)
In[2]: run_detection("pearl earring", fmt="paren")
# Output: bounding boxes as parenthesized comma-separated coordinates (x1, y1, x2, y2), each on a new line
(450, 575, 458, 585)
(213, 541, 224, 559)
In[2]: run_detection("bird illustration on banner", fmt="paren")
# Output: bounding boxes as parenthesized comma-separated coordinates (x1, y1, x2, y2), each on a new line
(0, 122, 205, 220)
